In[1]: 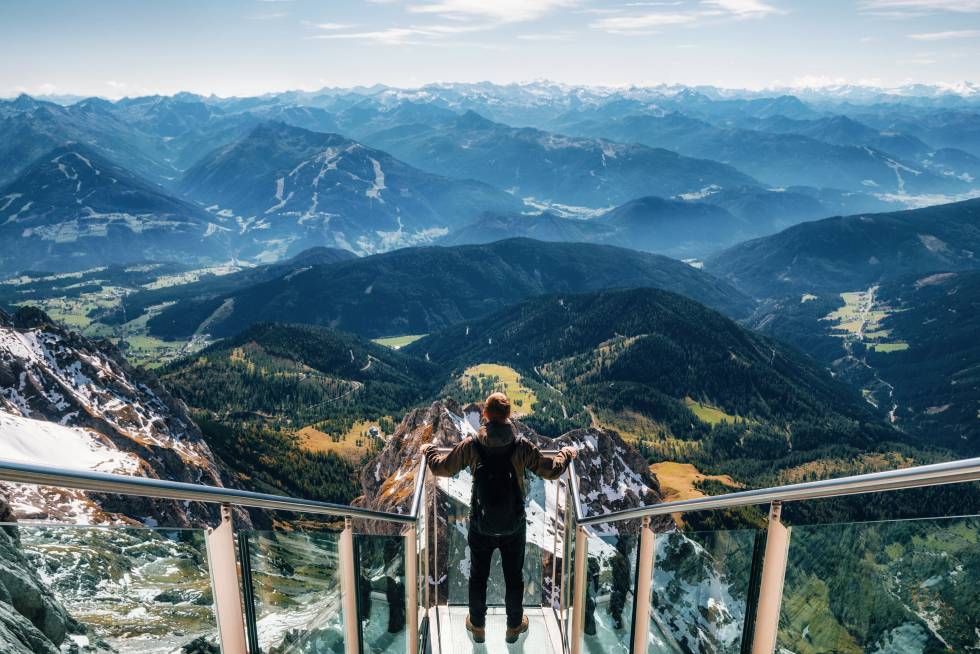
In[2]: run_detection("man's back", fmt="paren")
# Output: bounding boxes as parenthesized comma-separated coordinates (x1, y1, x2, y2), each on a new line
(419, 392, 577, 644)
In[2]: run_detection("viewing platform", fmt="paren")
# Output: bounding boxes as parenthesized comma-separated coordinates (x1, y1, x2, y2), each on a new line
(0, 453, 977, 654)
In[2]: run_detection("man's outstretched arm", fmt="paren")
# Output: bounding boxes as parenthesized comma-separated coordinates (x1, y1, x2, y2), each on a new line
(524, 442, 578, 480)
(421, 439, 474, 477)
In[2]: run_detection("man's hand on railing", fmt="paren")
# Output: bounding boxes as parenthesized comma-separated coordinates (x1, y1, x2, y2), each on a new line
(419, 443, 435, 461)
(561, 446, 578, 460)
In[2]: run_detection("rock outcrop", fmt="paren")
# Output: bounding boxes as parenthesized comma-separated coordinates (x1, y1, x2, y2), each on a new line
(0, 307, 232, 526)
(0, 491, 73, 653)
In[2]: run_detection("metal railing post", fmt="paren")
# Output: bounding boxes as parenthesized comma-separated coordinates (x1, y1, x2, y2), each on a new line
(339, 517, 361, 654)
(405, 524, 419, 654)
(631, 516, 655, 654)
(751, 501, 791, 654)
(569, 524, 589, 654)
(550, 479, 562, 609)
(205, 504, 248, 654)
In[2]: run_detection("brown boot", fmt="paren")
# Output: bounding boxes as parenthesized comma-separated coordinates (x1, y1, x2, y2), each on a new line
(505, 615, 529, 643)
(466, 614, 486, 643)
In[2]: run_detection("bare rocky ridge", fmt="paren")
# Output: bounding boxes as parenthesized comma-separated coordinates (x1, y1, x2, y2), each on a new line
(357, 398, 670, 609)
(359, 398, 664, 520)
(0, 307, 235, 527)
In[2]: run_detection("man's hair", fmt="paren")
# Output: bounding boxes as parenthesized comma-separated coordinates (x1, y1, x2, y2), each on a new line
(484, 392, 512, 424)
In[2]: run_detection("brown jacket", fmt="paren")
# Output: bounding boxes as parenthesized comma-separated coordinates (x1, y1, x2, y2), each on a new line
(425, 420, 573, 496)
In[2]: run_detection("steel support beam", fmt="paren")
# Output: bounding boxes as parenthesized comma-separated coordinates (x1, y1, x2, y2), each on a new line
(751, 502, 791, 654)
(405, 525, 419, 654)
(631, 517, 655, 654)
(569, 525, 589, 654)
(339, 517, 361, 654)
(205, 504, 247, 654)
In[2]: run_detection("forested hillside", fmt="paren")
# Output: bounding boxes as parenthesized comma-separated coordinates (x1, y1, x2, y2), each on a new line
(138, 239, 751, 340)
(408, 287, 903, 481)
(161, 322, 438, 434)
(706, 197, 980, 297)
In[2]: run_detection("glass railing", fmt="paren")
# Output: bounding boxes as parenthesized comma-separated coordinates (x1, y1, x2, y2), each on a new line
(4, 523, 218, 653)
(355, 532, 407, 654)
(647, 528, 759, 653)
(777, 514, 980, 654)
(0, 453, 978, 654)
(241, 529, 345, 653)
(578, 523, 638, 654)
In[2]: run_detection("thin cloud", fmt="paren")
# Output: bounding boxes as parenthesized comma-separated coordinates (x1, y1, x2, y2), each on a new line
(909, 28, 980, 39)
(591, 0, 779, 33)
(702, 0, 780, 16)
(310, 22, 356, 30)
(311, 23, 485, 45)
(516, 31, 577, 41)
(860, 0, 980, 12)
(591, 12, 697, 31)
(407, 0, 577, 23)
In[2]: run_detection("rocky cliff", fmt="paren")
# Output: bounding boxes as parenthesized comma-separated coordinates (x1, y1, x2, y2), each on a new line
(0, 306, 232, 526)
(0, 490, 75, 653)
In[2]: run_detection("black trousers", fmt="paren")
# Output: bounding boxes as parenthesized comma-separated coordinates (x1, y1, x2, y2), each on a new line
(467, 524, 526, 629)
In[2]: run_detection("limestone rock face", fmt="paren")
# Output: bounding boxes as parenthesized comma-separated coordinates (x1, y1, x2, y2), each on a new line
(0, 492, 72, 653)
(0, 307, 237, 527)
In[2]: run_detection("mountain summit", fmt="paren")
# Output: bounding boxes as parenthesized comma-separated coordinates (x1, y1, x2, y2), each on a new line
(0, 144, 228, 273)
(180, 121, 522, 257)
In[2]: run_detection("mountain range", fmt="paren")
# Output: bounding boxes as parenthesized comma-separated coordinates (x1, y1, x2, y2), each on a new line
(556, 112, 973, 197)
(439, 198, 748, 259)
(0, 144, 229, 273)
(706, 197, 980, 297)
(362, 111, 760, 208)
(2, 83, 978, 277)
(125, 239, 750, 341)
(180, 121, 522, 257)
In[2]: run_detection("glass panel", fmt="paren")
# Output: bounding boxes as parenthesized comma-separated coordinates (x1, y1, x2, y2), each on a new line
(437, 468, 546, 607)
(355, 534, 406, 654)
(415, 488, 428, 654)
(778, 515, 980, 654)
(649, 529, 758, 654)
(562, 488, 578, 648)
(243, 529, 344, 653)
(8, 523, 217, 653)
(581, 527, 640, 654)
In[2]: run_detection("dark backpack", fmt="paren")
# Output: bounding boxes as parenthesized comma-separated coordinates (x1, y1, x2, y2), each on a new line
(470, 439, 526, 536)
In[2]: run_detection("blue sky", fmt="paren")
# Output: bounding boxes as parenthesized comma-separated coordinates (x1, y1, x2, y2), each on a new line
(1, 0, 978, 98)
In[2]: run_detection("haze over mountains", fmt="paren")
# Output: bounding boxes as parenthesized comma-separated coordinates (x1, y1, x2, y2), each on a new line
(2, 81, 978, 273)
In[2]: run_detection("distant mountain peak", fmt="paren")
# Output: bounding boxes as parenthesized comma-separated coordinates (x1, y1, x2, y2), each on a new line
(10, 93, 40, 110)
(454, 109, 496, 130)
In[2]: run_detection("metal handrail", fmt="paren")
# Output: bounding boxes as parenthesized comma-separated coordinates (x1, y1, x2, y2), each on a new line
(0, 457, 418, 524)
(573, 455, 980, 526)
(566, 454, 586, 524)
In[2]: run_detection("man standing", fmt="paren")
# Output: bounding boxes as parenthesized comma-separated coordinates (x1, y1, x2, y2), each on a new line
(421, 392, 578, 643)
